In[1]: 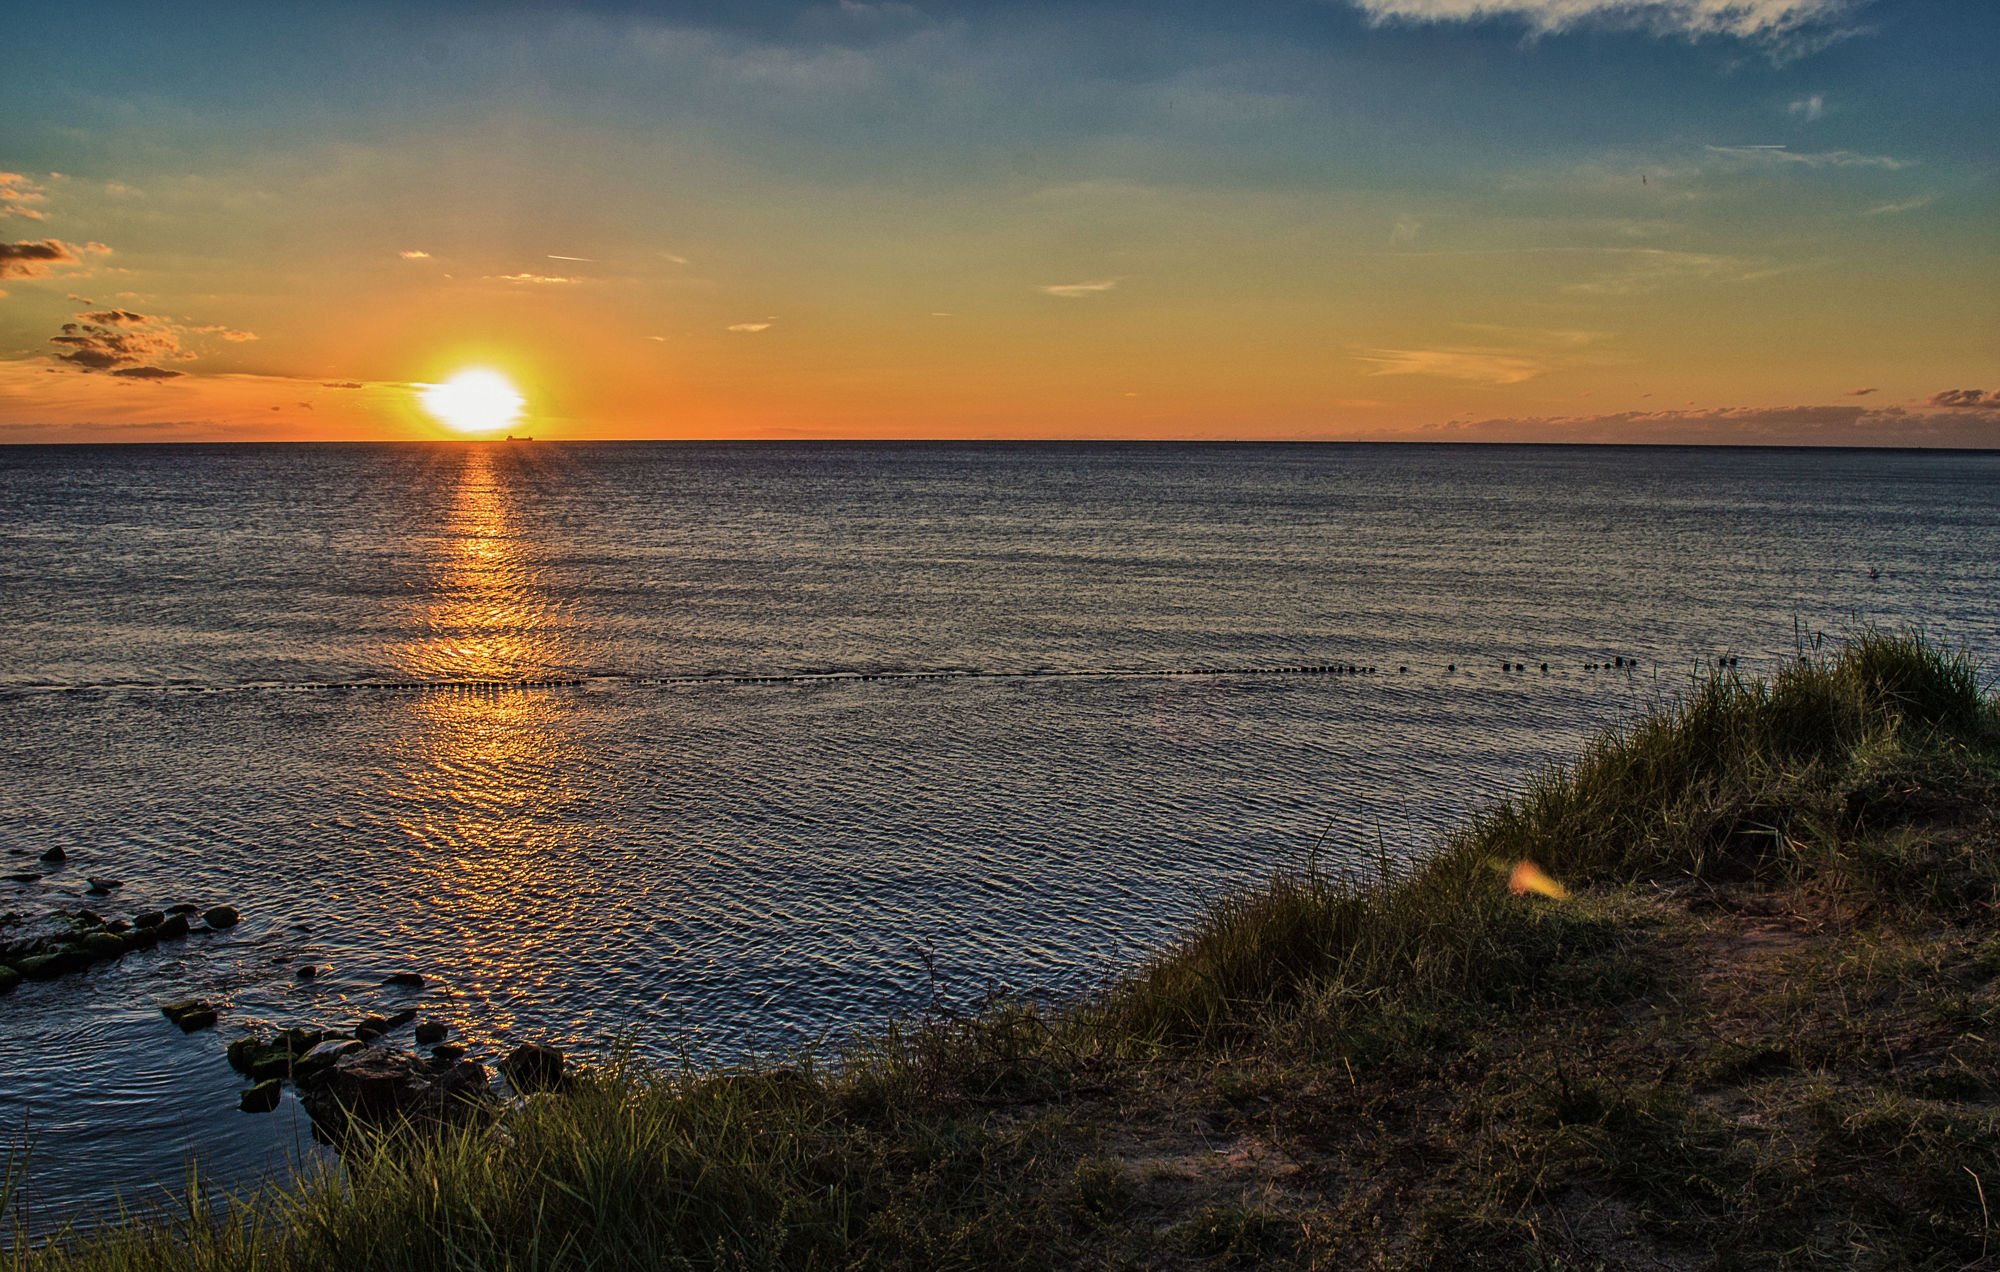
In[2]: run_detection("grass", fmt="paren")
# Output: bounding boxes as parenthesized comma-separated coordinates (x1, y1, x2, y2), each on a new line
(9, 630, 1999, 1269)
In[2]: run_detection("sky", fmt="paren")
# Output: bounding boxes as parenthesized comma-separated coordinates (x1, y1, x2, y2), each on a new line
(1, 0, 1995, 444)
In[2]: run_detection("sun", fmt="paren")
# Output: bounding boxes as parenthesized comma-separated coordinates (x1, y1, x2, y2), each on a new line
(421, 368, 524, 434)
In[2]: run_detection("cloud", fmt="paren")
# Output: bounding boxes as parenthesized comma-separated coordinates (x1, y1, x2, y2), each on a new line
(110, 366, 186, 380)
(1563, 249, 1784, 296)
(0, 238, 111, 280)
(192, 324, 259, 341)
(399, 249, 431, 260)
(547, 254, 594, 262)
(1388, 216, 1421, 247)
(1039, 279, 1118, 298)
(1343, 0, 1859, 48)
(0, 173, 48, 221)
(322, 381, 364, 389)
(1704, 145, 1910, 170)
(495, 272, 576, 284)
(78, 308, 153, 326)
(1787, 94, 1826, 120)
(1861, 194, 1936, 217)
(1845, 387, 1876, 396)
(727, 321, 774, 333)
(661, 252, 690, 266)
(1356, 347, 1546, 385)
(1927, 389, 2000, 411)
(49, 317, 182, 372)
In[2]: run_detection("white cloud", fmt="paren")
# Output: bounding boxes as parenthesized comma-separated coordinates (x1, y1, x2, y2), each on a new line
(494, 273, 577, 284)
(727, 321, 773, 333)
(1704, 144, 1910, 170)
(1562, 249, 1785, 296)
(1787, 93, 1826, 120)
(1861, 193, 1936, 217)
(399, 249, 431, 260)
(1039, 279, 1118, 298)
(1346, 0, 1857, 45)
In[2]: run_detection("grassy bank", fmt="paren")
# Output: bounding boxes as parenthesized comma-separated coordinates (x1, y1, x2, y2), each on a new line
(11, 633, 1999, 1270)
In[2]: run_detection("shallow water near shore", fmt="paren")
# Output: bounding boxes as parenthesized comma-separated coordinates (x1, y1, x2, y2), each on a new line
(3, 441, 1996, 1236)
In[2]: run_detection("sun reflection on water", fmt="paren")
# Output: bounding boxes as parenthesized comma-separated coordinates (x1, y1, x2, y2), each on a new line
(382, 446, 605, 1048)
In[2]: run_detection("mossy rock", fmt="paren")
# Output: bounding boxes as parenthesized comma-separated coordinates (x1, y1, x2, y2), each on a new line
(227, 1035, 266, 1075)
(80, 932, 126, 961)
(248, 1049, 294, 1082)
(133, 910, 164, 929)
(18, 948, 86, 980)
(0, 965, 20, 994)
(156, 914, 191, 940)
(239, 1079, 282, 1114)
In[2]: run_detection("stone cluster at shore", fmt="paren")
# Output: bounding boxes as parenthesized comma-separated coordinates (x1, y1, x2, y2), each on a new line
(0, 901, 240, 992)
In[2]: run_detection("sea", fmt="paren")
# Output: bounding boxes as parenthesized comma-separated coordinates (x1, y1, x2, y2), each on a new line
(2, 441, 1995, 1236)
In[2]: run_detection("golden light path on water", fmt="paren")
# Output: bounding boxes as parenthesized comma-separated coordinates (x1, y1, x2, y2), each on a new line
(381, 446, 597, 1044)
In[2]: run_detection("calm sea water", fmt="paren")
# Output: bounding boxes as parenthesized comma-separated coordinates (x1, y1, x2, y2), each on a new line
(2, 441, 1995, 1234)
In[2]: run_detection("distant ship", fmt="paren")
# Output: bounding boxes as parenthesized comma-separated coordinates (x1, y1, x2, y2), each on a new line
(505, 434, 533, 441)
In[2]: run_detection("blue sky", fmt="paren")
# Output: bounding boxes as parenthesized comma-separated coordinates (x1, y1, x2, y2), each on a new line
(2, 0, 1994, 441)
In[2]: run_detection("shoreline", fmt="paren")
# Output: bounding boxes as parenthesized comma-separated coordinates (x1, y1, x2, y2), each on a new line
(8, 632, 1998, 1268)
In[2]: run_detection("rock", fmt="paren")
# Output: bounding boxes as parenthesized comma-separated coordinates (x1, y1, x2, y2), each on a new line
(134, 910, 164, 929)
(384, 1008, 417, 1029)
(38, 847, 65, 864)
(295, 964, 318, 980)
(227, 1034, 265, 1074)
(161, 1000, 217, 1032)
(105, 918, 131, 934)
(282, 1026, 325, 1053)
(85, 878, 124, 895)
(431, 1043, 467, 1062)
(502, 1042, 567, 1094)
(203, 905, 240, 929)
(357, 1014, 388, 1034)
(18, 949, 85, 980)
(126, 925, 160, 950)
(248, 1049, 295, 1082)
(413, 1020, 448, 1046)
(156, 914, 191, 940)
(295, 1038, 364, 1078)
(5, 873, 42, 884)
(382, 972, 425, 988)
(0, 965, 20, 994)
(80, 931, 125, 961)
(166, 903, 200, 915)
(240, 1078, 283, 1113)
(296, 1048, 493, 1146)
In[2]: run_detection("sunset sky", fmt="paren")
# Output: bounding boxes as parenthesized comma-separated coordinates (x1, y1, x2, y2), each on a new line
(2, 0, 1994, 444)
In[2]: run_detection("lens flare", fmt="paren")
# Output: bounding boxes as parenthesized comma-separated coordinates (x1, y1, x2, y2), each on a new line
(1507, 860, 1570, 900)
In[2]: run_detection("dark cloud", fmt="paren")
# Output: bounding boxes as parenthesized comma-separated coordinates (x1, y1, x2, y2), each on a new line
(1845, 387, 1877, 396)
(1927, 388, 2000, 411)
(47, 314, 184, 378)
(0, 238, 110, 279)
(321, 381, 364, 389)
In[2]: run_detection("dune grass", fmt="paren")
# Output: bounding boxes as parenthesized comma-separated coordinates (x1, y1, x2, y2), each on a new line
(9, 631, 1998, 1269)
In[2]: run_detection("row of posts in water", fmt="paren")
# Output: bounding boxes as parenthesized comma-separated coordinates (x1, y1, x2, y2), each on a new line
(129, 653, 1750, 696)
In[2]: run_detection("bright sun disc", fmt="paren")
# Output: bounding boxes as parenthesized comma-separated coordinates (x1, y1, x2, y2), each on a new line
(421, 369, 524, 434)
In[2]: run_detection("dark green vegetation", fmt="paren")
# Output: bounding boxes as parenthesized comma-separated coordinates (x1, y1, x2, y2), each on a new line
(9, 633, 1998, 1269)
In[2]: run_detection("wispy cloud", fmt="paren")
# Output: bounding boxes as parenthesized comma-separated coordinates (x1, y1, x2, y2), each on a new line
(1039, 279, 1118, 298)
(398, 249, 431, 260)
(1846, 387, 1876, 396)
(1704, 144, 1911, 170)
(1563, 248, 1785, 296)
(192, 324, 260, 342)
(0, 238, 111, 280)
(494, 272, 577, 284)
(727, 320, 774, 333)
(1787, 94, 1826, 120)
(0, 172, 48, 221)
(1356, 347, 1546, 386)
(1860, 193, 1936, 217)
(1388, 216, 1421, 247)
(1344, 0, 1860, 48)
(547, 254, 594, 262)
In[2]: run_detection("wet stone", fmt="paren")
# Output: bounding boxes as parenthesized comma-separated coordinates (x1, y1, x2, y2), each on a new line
(161, 1000, 217, 1032)
(38, 847, 64, 864)
(295, 964, 318, 980)
(382, 972, 425, 988)
(384, 1008, 417, 1030)
(413, 1021, 448, 1046)
(239, 1079, 282, 1114)
(203, 905, 240, 929)
(156, 914, 191, 940)
(133, 911, 164, 929)
(502, 1042, 567, 1094)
